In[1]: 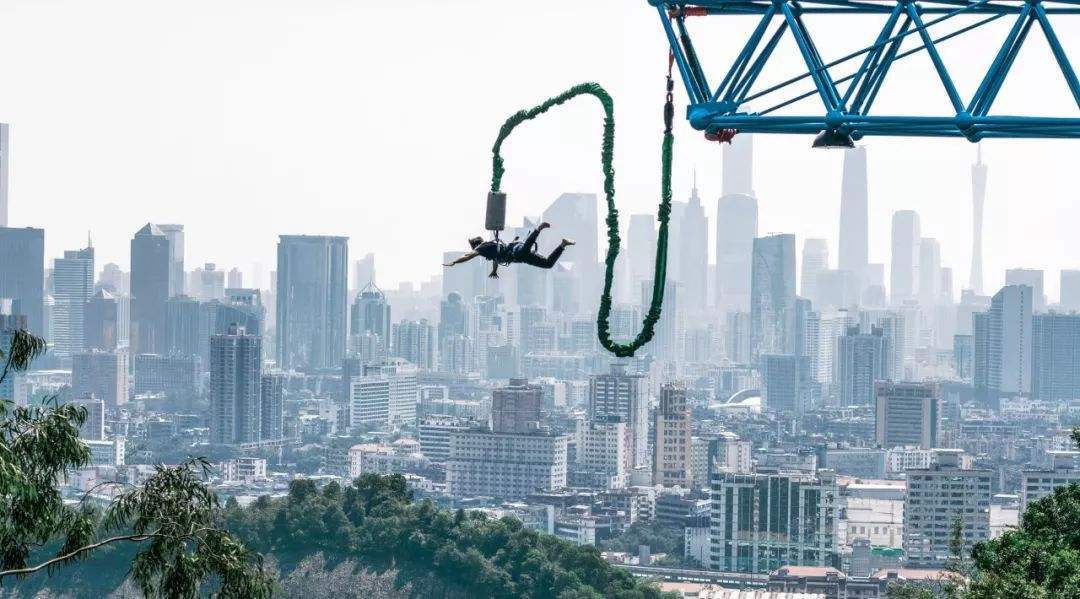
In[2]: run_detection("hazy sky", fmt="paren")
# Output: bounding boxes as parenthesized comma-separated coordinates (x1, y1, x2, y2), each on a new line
(2, 0, 1079, 299)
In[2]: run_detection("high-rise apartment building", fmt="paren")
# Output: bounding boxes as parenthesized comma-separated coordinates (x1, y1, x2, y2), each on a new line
(446, 430, 569, 499)
(275, 235, 348, 370)
(1032, 312, 1080, 401)
(750, 233, 796, 359)
(260, 371, 284, 441)
(72, 350, 128, 408)
(974, 285, 1033, 397)
(492, 378, 545, 434)
(875, 381, 940, 449)
(904, 450, 991, 567)
(392, 318, 435, 370)
(209, 324, 262, 445)
(589, 364, 649, 469)
(710, 469, 839, 573)
(653, 384, 692, 488)
(51, 245, 94, 360)
(0, 227, 45, 335)
(835, 325, 887, 407)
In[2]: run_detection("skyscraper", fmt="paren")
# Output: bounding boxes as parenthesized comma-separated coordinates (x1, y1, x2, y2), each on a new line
(0, 227, 44, 335)
(1061, 270, 1080, 310)
(84, 289, 122, 351)
(890, 211, 920, 304)
(679, 177, 709, 313)
(835, 325, 887, 407)
(1005, 268, 1046, 312)
(0, 124, 8, 227)
(918, 238, 941, 308)
(392, 319, 435, 370)
(131, 224, 173, 355)
(627, 214, 656, 292)
(209, 324, 262, 445)
(353, 253, 376, 290)
(542, 192, 599, 269)
(722, 134, 754, 197)
(350, 284, 391, 360)
(51, 244, 94, 360)
(275, 235, 348, 370)
(716, 195, 758, 313)
(492, 378, 545, 434)
(762, 354, 801, 413)
(589, 364, 648, 469)
(970, 146, 987, 294)
(974, 285, 1033, 397)
(653, 383, 692, 488)
(157, 224, 185, 297)
(750, 233, 796, 359)
(838, 147, 869, 287)
(1032, 313, 1080, 401)
(72, 350, 128, 408)
(800, 238, 829, 305)
(260, 372, 284, 441)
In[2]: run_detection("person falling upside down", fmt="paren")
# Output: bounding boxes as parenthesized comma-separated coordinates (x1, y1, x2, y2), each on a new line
(444, 222, 575, 279)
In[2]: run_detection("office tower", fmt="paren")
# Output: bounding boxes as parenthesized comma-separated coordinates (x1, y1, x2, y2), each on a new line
(97, 263, 129, 296)
(1061, 270, 1080, 310)
(722, 134, 754, 197)
(576, 417, 632, 489)
(0, 124, 8, 227)
(640, 279, 680, 359)
(627, 214, 656, 291)
(353, 253, 376, 290)
(348, 360, 419, 428)
(1032, 313, 1080, 401)
(209, 324, 262, 445)
(192, 263, 225, 301)
(974, 285, 1033, 397)
(875, 381, 940, 449)
(550, 264, 578, 315)
(84, 289, 121, 351)
(392, 319, 435, 370)
(801, 238, 828, 305)
(227, 268, 242, 289)
(918, 238, 941, 308)
(750, 233, 796, 359)
(816, 269, 859, 309)
(350, 283, 391, 360)
(72, 350, 128, 408)
(653, 383, 692, 487)
(492, 378, 545, 434)
(890, 210, 921, 304)
(131, 224, 173, 354)
(442, 250, 486, 303)
(804, 310, 846, 391)
(276, 235, 348, 370)
(710, 469, 839, 573)
(716, 195, 758, 313)
(0, 227, 44, 335)
(762, 354, 801, 413)
(446, 428, 569, 499)
(953, 334, 974, 381)
(72, 397, 105, 441)
(1020, 451, 1080, 513)
(541, 192, 599, 269)
(51, 245, 94, 360)
(1005, 268, 1046, 312)
(221, 288, 265, 332)
(156, 224, 185, 296)
(589, 364, 648, 469)
(165, 295, 202, 359)
(838, 147, 869, 287)
(680, 178, 709, 313)
(260, 372, 284, 441)
(970, 146, 987, 294)
(904, 450, 991, 567)
(725, 311, 752, 364)
(835, 325, 886, 407)
(132, 353, 201, 399)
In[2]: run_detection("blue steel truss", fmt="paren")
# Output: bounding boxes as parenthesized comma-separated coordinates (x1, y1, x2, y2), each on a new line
(649, 0, 1080, 140)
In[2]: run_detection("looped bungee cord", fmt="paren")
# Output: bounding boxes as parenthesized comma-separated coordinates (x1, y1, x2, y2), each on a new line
(488, 61, 675, 357)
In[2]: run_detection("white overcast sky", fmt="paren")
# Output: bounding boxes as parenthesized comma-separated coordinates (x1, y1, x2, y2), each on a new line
(2, 0, 1078, 299)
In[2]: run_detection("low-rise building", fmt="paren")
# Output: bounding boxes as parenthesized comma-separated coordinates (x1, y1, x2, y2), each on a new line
(1020, 450, 1080, 512)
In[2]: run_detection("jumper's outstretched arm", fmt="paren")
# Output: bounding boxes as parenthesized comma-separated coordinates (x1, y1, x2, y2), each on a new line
(444, 252, 478, 268)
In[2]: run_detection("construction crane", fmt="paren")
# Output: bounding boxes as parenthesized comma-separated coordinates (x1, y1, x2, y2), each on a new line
(651, 0, 1080, 145)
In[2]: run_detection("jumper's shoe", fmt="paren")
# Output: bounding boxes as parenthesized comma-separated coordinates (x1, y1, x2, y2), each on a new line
(561, 238, 576, 247)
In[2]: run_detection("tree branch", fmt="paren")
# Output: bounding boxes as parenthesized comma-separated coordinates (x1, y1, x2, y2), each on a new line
(0, 533, 160, 580)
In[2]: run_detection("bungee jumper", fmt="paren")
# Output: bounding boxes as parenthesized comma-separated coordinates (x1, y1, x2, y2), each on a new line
(444, 222, 575, 279)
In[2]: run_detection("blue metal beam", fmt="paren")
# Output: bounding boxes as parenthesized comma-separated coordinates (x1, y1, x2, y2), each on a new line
(652, 0, 1080, 141)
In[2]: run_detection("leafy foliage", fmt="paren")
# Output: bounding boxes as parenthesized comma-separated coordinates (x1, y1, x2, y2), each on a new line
(222, 474, 676, 598)
(279, 553, 410, 599)
(0, 330, 271, 597)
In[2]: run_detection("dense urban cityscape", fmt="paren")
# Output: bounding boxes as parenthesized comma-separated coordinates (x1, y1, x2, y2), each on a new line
(2, 121, 1080, 598)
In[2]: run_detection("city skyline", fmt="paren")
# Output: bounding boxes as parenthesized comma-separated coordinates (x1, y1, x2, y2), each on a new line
(0, 1, 1077, 298)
